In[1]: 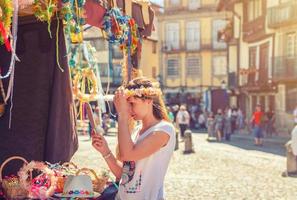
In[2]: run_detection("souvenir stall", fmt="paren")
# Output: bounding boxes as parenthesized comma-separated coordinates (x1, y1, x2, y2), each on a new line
(0, 0, 155, 198)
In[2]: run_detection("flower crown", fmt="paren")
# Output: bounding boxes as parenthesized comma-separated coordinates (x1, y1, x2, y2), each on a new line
(124, 86, 162, 98)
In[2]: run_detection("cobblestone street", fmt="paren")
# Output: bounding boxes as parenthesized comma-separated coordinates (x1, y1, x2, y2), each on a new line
(71, 132, 297, 200)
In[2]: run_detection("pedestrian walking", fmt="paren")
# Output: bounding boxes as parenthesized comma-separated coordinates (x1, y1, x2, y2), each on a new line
(231, 106, 238, 134)
(250, 104, 264, 146)
(102, 113, 111, 135)
(224, 108, 232, 141)
(176, 105, 190, 140)
(214, 109, 224, 142)
(236, 108, 244, 133)
(265, 109, 275, 137)
(167, 106, 175, 123)
(198, 112, 206, 130)
(207, 112, 215, 139)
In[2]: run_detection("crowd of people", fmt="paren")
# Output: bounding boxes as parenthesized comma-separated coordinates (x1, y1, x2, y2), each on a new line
(166, 103, 279, 145)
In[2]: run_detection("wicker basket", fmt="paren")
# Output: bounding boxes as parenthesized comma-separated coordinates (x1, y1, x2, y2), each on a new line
(61, 162, 79, 175)
(0, 156, 30, 199)
(76, 168, 108, 193)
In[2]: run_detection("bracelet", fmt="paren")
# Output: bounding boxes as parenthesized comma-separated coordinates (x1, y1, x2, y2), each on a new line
(103, 151, 112, 159)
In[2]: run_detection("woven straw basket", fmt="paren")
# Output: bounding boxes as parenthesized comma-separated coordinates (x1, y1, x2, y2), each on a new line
(0, 156, 30, 199)
(76, 168, 108, 193)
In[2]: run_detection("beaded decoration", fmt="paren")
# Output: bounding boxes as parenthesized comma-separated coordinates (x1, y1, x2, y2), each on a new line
(62, 190, 94, 195)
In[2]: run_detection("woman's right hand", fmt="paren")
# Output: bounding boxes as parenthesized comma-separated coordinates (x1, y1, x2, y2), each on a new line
(91, 130, 110, 156)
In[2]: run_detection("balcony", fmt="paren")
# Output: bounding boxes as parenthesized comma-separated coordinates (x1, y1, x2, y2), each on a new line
(243, 66, 269, 89)
(272, 56, 297, 82)
(268, 2, 297, 28)
(161, 40, 226, 53)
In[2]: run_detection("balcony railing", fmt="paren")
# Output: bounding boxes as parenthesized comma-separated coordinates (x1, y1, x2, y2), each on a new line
(272, 56, 297, 81)
(267, 2, 297, 28)
(245, 66, 268, 87)
(161, 40, 226, 53)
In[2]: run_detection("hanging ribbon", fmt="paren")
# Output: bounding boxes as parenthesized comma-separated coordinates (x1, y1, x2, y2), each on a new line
(6, 0, 20, 129)
(127, 25, 132, 82)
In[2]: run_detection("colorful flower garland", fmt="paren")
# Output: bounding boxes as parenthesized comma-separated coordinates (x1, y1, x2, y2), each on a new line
(124, 86, 162, 98)
(18, 161, 57, 199)
(33, 0, 58, 38)
(61, 0, 86, 43)
(102, 7, 139, 55)
(0, 0, 13, 50)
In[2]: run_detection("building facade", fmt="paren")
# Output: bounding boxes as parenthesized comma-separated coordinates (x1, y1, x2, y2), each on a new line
(217, 0, 297, 134)
(267, 0, 297, 132)
(158, 0, 230, 105)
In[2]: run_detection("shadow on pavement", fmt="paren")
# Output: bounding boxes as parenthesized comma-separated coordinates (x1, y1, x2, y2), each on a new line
(193, 131, 287, 157)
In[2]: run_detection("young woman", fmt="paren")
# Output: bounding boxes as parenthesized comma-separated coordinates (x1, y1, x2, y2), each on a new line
(214, 109, 224, 142)
(92, 77, 176, 200)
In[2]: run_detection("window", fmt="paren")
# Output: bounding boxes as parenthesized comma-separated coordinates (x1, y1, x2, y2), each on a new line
(249, 47, 257, 68)
(286, 33, 296, 57)
(186, 57, 201, 76)
(89, 38, 107, 51)
(248, 47, 257, 83)
(248, 0, 262, 21)
(186, 21, 200, 50)
(286, 87, 297, 112)
(112, 45, 123, 59)
(213, 56, 227, 76)
(98, 63, 109, 77)
(212, 19, 227, 49)
(165, 23, 180, 50)
(188, 0, 200, 10)
(170, 0, 180, 6)
(167, 59, 179, 76)
(252, 96, 257, 110)
(113, 64, 122, 84)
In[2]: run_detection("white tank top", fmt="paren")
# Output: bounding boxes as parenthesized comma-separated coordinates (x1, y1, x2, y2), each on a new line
(116, 120, 176, 200)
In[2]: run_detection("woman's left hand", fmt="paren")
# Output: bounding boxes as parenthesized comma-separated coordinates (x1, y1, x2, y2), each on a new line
(114, 87, 130, 116)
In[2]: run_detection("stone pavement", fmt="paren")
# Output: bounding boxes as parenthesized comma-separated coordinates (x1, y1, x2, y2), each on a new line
(71, 131, 297, 200)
